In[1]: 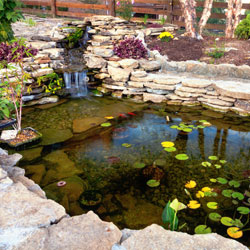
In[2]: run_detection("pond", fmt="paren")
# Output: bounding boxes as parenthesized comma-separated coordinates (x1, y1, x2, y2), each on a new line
(8, 97, 250, 246)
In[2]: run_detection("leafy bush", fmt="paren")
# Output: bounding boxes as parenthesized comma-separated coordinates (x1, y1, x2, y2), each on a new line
(235, 14, 250, 39)
(113, 38, 148, 59)
(0, 0, 24, 42)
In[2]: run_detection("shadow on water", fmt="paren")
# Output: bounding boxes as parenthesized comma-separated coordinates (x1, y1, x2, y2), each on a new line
(11, 98, 250, 246)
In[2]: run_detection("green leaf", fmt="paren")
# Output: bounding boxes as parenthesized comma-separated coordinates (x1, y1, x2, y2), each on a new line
(170, 198, 186, 212)
(194, 225, 212, 234)
(215, 164, 221, 169)
(219, 160, 227, 164)
(237, 207, 250, 215)
(228, 180, 240, 188)
(147, 179, 160, 187)
(182, 128, 192, 133)
(202, 161, 212, 167)
(122, 143, 132, 148)
(222, 189, 233, 198)
(221, 217, 234, 226)
(207, 202, 218, 209)
(162, 201, 179, 230)
(232, 192, 244, 200)
(232, 199, 239, 205)
(217, 177, 228, 184)
(101, 122, 111, 127)
(199, 120, 208, 123)
(133, 162, 146, 169)
(208, 155, 218, 161)
(175, 154, 189, 161)
(233, 219, 244, 228)
(197, 125, 205, 129)
(210, 178, 217, 183)
(209, 212, 221, 222)
(170, 125, 178, 129)
(164, 146, 176, 152)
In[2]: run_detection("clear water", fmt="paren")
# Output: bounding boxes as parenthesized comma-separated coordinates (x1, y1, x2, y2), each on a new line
(13, 97, 250, 246)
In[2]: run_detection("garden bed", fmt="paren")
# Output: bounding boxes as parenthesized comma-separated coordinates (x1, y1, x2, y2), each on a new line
(146, 35, 250, 66)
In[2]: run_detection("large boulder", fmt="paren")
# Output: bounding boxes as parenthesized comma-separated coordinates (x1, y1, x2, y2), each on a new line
(108, 66, 131, 82)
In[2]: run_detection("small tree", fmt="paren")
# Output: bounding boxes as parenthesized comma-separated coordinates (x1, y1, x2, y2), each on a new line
(225, 0, 243, 38)
(0, 0, 24, 42)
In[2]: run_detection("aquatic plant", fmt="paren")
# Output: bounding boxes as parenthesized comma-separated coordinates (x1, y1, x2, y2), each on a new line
(113, 38, 148, 59)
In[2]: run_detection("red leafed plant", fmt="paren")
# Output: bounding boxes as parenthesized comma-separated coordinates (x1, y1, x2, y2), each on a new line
(113, 38, 148, 59)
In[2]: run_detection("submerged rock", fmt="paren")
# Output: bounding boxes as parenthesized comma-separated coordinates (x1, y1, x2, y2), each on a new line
(72, 117, 107, 133)
(40, 128, 73, 145)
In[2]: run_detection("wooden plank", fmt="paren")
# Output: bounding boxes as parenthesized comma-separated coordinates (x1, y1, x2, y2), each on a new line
(21, 0, 51, 6)
(132, 7, 168, 15)
(56, 11, 95, 18)
(174, 20, 225, 30)
(51, 0, 56, 17)
(134, 0, 170, 4)
(56, 1, 108, 10)
(20, 7, 51, 14)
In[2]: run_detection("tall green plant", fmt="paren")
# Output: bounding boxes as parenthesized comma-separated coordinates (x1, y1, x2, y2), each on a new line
(116, 0, 134, 22)
(0, 0, 24, 42)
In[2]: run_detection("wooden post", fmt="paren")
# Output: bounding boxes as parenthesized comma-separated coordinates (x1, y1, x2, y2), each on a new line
(51, 0, 56, 18)
(109, 0, 115, 17)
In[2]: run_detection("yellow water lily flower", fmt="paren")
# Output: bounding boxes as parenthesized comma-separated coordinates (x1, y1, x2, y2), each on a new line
(105, 116, 114, 119)
(187, 200, 201, 209)
(227, 227, 243, 239)
(196, 191, 204, 198)
(161, 141, 174, 148)
(185, 180, 197, 189)
(202, 187, 212, 192)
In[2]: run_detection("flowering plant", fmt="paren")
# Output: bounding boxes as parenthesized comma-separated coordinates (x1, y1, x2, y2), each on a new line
(158, 32, 174, 42)
(113, 38, 148, 59)
(0, 38, 38, 131)
(116, 0, 134, 22)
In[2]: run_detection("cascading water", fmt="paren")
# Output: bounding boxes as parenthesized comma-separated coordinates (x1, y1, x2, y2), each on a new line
(81, 26, 91, 46)
(63, 70, 88, 97)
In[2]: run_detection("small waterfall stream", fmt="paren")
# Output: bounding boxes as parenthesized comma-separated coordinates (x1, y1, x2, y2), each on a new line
(63, 70, 88, 97)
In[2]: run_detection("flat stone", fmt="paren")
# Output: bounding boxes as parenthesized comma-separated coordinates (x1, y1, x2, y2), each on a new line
(92, 35, 110, 42)
(84, 54, 107, 69)
(167, 100, 183, 105)
(182, 78, 211, 88)
(175, 90, 200, 98)
(121, 224, 248, 250)
(102, 84, 126, 90)
(128, 81, 144, 88)
(202, 102, 230, 112)
(40, 129, 73, 146)
(234, 99, 250, 111)
(42, 48, 65, 59)
(139, 59, 161, 71)
(28, 41, 56, 50)
(182, 101, 200, 106)
(108, 66, 131, 82)
(131, 71, 147, 78)
(26, 96, 59, 106)
(130, 75, 154, 82)
(32, 68, 54, 78)
(108, 61, 120, 68)
(213, 80, 250, 99)
(144, 82, 175, 91)
(230, 107, 250, 116)
(95, 73, 110, 79)
(178, 86, 206, 93)
(119, 59, 139, 69)
(198, 97, 233, 107)
(73, 117, 107, 133)
(153, 76, 181, 85)
(93, 48, 114, 58)
(166, 93, 195, 101)
(143, 93, 166, 103)
(219, 95, 236, 102)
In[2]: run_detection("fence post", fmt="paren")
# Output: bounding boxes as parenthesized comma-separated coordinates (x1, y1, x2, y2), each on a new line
(109, 0, 116, 17)
(51, 0, 56, 18)
(167, 0, 174, 24)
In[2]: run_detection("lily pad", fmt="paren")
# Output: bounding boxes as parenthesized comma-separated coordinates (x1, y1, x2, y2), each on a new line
(101, 122, 111, 127)
(122, 143, 132, 148)
(197, 125, 205, 129)
(217, 177, 228, 184)
(147, 179, 160, 187)
(210, 178, 217, 183)
(237, 206, 250, 215)
(182, 128, 192, 133)
(233, 219, 244, 228)
(194, 225, 212, 234)
(232, 192, 244, 200)
(208, 155, 218, 161)
(133, 162, 146, 169)
(232, 200, 239, 205)
(170, 125, 179, 129)
(229, 180, 240, 188)
(221, 217, 234, 226)
(215, 164, 221, 169)
(202, 161, 212, 167)
(175, 154, 189, 161)
(164, 146, 176, 152)
(222, 189, 233, 198)
(207, 202, 218, 209)
(227, 227, 243, 239)
(219, 160, 227, 164)
(161, 141, 175, 148)
(209, 212, 221, 222)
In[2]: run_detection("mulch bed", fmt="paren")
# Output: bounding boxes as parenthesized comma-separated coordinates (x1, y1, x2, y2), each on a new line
(146, 35, 250, 66)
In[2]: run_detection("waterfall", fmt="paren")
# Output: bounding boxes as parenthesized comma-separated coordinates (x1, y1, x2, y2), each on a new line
(63, 70, 88, 97)
(81, 26, 92, 46)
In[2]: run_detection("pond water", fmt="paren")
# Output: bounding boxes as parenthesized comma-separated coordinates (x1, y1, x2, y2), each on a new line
(10, 97, 250, 246)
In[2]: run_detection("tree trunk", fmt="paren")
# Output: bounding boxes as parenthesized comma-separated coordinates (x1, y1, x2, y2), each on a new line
(179, 0, 197, 38)
(198, 0, 213, 36)
(225, 0, 243, 38)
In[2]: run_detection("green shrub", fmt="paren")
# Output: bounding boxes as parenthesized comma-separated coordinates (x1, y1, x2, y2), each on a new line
(235, 14, 250, 39)
(0, 0, 24, 42)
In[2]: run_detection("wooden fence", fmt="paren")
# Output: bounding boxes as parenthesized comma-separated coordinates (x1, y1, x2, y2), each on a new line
(20, 0, 250, 31)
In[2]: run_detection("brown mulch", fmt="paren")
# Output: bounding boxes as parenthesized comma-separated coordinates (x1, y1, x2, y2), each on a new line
(146, 35, 250, 66)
